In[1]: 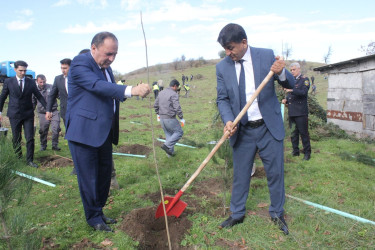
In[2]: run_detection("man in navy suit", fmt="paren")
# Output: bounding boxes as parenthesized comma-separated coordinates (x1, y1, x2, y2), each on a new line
(216, 24, 295, 234)
(0, 60, 47, 168)
(66, 32, 150, 232)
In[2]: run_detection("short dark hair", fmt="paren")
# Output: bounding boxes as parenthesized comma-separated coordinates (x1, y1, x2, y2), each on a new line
(14, 60, 28, 69)
(78, 49, 90, 55)
(60, 58, 71, 66)
(169, 79, 180, 87)
(91, 32, 118, 48)
(36, 74, 46, 81)
(217, 23, 247, 47)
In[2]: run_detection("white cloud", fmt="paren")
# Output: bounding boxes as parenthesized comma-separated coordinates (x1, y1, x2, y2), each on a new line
(19, 9, 33, 16)
(53, 0, 71, 7)
(142, 1, 242, 23)
(77, 0, 95, 4)
(6, 20, 33, 30)
(121, 0, 140, 10)
(54, 0, 107, 8)
(62, 20, 136, 34)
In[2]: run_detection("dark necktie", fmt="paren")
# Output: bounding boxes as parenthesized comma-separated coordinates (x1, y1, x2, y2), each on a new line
(238, 60, 248, 125)
(19, 79, 23, 92)
(101, 68, 116, 115)
(101, 68, 109, 82)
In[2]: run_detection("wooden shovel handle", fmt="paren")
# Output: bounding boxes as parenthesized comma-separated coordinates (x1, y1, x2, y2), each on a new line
(180, 71, 275, 192)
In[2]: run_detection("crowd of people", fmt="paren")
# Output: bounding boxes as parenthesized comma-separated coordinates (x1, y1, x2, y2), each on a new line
(0, 24, 315, 235)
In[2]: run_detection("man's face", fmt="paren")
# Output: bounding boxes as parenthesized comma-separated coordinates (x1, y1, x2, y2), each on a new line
(36, 77, 46, 89)
(15, 66, 27, 79)
(290, 66, 301, 77)
(61, 64, 70, 77)
(223, 39, 248, 62)
(171, 85, 179, 92)
(91, 38, 118, 68)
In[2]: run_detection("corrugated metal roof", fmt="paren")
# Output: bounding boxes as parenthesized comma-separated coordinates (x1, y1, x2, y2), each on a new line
(314, 54, 375, 72)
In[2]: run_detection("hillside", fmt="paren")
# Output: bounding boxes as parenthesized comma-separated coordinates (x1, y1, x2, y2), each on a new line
(116, 58, 328, 109)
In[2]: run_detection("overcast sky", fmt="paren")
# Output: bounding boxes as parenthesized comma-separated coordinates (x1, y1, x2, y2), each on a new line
(1, 0, 374, 82)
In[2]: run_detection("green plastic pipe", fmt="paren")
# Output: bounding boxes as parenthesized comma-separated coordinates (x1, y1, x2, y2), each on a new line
(287, 194, 375, 226)
(13, 170, 56, 187)
(112, 152, 146, 158)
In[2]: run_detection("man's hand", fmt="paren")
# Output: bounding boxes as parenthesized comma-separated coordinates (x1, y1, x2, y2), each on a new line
(45, 112, 52, 121)
(271, 56, 285, 75)
(224, 121, 237, 138)
(281, 99, 287, 104)
(131, 83, 151, 98)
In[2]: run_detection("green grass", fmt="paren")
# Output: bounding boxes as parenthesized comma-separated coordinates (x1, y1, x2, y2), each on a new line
(1, 61, 375, 249)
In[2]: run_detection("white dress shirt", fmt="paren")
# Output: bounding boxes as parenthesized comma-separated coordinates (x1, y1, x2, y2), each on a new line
(235, 47, 262, 121)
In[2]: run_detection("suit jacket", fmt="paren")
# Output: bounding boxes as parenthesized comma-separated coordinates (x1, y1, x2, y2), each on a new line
(216, 46, 295, 146)
(65, 52, 126, 147)
(48, 74, 68, 120)
(0, 77, 46, 119)
(286, 75, 310, 117)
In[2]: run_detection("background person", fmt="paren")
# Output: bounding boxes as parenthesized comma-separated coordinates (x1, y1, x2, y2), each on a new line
(157, 79, 164, 91)
(154, 79, 184, 157)
(0, 60, 47, 168)
(65, 31, 150, 232)
(216, 23, 294, 234)
(33, 74, 61, 151)
(46, 58, 71, 128)
(152, 81, 159, 99)
(282, 62, 311, 160)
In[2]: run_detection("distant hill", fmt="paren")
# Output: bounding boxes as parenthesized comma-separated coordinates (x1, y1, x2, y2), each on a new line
(114, 58, 328, 109)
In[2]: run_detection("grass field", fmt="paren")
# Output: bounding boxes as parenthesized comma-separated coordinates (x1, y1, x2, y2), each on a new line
(1, 60, 375, 249)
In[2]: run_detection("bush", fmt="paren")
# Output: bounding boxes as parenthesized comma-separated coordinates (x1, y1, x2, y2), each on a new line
(195, 74, 204, 80)
(310, 122, 349, 141)
(0, 138, 37, 249)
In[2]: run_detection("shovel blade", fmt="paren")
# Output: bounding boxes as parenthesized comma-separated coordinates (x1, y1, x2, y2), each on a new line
(155, 196, 187, 218)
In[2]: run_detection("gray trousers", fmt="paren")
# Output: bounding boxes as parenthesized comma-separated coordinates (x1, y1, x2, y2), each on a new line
(38, 110, 60, 148)
(231, 124, 285, 219)
(160, 118, 183, 153)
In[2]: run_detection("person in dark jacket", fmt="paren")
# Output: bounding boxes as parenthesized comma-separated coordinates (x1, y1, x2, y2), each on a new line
(0, 60, 47, 168)
(282, 62, 311, 160)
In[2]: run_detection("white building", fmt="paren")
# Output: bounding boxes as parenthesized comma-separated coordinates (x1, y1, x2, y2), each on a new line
(314, 54, 375, 139)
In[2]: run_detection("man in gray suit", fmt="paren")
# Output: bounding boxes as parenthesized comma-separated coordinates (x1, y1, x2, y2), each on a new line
(216, 23, 294, 234)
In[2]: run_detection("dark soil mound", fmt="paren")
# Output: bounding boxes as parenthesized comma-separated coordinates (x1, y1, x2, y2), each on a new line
(38, 155, 73, 169)
(119, 207, 192, 249)
(117, 144, 152, 155)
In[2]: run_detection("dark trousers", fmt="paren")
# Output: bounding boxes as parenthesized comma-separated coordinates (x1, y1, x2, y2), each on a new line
(231, 123, 285, 219)
(9, 116, 35, 162)
(289, 115, 311, 155)
(68, 131, 113, 226)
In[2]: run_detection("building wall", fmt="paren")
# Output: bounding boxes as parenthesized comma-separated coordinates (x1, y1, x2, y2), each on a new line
(325, 58, 375, 138)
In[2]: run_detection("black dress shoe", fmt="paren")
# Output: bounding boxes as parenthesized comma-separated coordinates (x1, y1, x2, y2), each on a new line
(102, 215, 117, 224)
(271, 216, 289, 235)
(28, 161, 39, 168)
(303, 154, 311, 161)
(219, 216, 245, 229)
(70, 167, 77, 175)
(92, 223, 113, 232)
(52, 146, 61, 151)
(292, 152, 300, 157)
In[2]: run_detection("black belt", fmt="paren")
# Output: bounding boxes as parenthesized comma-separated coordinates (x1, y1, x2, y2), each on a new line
(244, 119, 264, 128)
